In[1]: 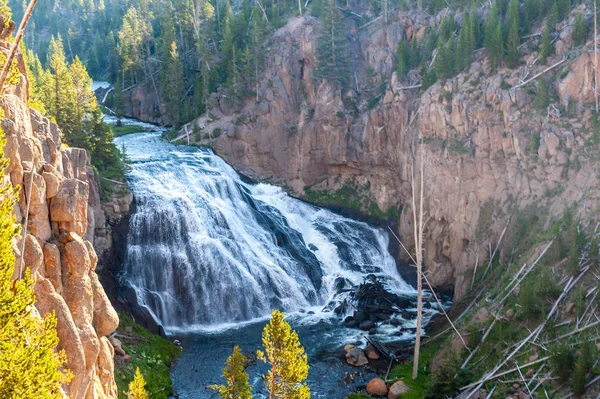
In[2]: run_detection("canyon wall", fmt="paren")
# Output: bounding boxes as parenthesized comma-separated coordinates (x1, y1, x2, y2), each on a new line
(2, 43, 120, 398)
(180, 9, 600, 299)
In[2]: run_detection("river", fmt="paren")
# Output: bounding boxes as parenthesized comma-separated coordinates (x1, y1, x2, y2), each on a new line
(108, 116, 442, 398)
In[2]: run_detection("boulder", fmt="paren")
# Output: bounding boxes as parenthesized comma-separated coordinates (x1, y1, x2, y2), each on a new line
(388, 381, 411, 399)
(344, 344, 369, 367)
(367, 378, 388, 396)
(359, 320, 375, 331)
(50, 178, 89, 236)
(43, 243, 62, 294)
(365, 344, 380, 360)
(22, 234, 43, 276)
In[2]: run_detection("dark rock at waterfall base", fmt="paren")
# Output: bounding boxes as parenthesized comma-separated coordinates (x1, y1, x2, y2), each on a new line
(345, 319, 359, 329)
(390, 319, 401, 327)
(354, 310, 368, 323)
(368, 328, 377, 335)
(359, 320, 374, 331)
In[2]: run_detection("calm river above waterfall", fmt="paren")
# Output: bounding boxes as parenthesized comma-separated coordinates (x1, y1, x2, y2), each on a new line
(108, 116, 443, 398)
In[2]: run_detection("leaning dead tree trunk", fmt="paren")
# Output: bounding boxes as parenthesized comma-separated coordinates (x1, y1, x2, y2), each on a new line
(595, 0, 598, 113)
(0, 0, 38, 91)
(412, 149, 426, 380)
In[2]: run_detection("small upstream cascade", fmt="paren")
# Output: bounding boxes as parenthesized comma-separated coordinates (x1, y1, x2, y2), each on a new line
(115, 126, 420, 334)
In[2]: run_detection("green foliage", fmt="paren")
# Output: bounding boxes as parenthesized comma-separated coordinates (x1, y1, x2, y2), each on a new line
(125, 368, 149, 399)
(540, 24, 553, 64)
(396, 37, 408, 78)
(257, 310, 310, 399)
(484, 1, 503, 72)
(114, 313, 181, 399)
(590, 237, 599, 269)
(315, 0, 350, 88)
(530, 132, 541, 154)
(427, 354, 473, 399)
(210, 346, 252, 399)
(346, 393, 371, 399)
(505, 0, 520, 69)
(549, 341, 575, 383)
(0, 151, 70, 396)
(518, 266, 561, 319)
(29, 37, 127, 198)
(573, 12, 589, 46)
(533, 78, 550, 110)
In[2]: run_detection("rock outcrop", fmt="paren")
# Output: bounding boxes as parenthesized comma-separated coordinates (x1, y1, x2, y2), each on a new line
(179, 9, 600, 299)
(2, 44, 119, 398)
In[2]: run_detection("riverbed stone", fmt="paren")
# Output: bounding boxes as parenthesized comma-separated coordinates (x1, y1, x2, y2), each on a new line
(344, 344, 369, 367)
(388, 381, 411, 399)
(367, 378, 388, 396)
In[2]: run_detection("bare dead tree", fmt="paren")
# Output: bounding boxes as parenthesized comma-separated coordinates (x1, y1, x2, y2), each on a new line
(411, 148, 425, 380)
(0, 0, 38, 92)
(298, 0, 303, 15)
(594, 0, 598, 113)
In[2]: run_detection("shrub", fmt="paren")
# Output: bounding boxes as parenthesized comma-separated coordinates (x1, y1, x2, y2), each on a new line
(549, 342, 575, 383)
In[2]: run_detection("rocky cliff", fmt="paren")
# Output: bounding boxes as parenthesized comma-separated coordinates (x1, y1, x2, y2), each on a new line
(2, 44, 121, 398)
(179, 6, 600, 299)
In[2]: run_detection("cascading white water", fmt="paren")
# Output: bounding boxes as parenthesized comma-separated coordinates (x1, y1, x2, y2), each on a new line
(116, 130, 417, 333)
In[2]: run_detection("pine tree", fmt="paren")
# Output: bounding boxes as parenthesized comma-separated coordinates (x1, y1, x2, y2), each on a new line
(0, 117, 70, 396)
(257, 310, 310, 399)
(485, 1, 504, 71)
(45, 36, 75, 137)
(573, 12, 589, 46)
(506, 0, 520, 69)
(249, 4, 267, 99)
(540, 23, 553, 64)
(69, 56, 97, 149)
(396, 37, 408, 78)
(315, 0, 350, 88)
(590, 237, 599, 269)
(125, 368, 149, 399)
(209, 346, 252, 399)
(534, 78, 550, 110)
(162, 41, 185, 126)
(435, 38, 455, 79)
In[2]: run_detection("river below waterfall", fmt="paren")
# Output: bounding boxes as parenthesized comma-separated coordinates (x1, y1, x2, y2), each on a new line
(109, 116, 444, 398)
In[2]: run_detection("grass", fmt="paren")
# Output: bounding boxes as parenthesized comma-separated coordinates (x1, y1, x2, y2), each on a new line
(114, 312, 181, 399)
(386, 340, 444, 399)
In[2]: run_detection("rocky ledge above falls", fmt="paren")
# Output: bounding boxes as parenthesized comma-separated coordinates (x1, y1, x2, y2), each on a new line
(2, 46, 128, 398)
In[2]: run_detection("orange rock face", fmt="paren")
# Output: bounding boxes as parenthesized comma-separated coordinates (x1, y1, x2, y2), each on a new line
(3, 47, 119, 399)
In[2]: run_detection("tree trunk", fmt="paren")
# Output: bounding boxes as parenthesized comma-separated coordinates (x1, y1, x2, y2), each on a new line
(0, 0, 38, 92)
(411, 149, 425, 380)
(595, 1, 598, 113)
(298, 0, 302, 15)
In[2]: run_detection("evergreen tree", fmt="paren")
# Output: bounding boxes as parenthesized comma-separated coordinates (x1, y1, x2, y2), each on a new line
(590, 237, 599, 269)
(315, 0, 350, 88)
(435, 38, 455, 79)
(396, 37, 408, 78)
(534, 78, 550, 110)
(506, 0, 520, 69)
(408, 38, 421, 70)
(257, 310, 310, 399)
(125, 368, 149, 399)
(45, 36, 75, 137)
(162, 41, 185, 126)
(209, 346, 252, 399)
(573, 12, 589, 46)
(249, 4, 267, 99)
(484, 1, 504, 71)
(539, 23, 553, 64)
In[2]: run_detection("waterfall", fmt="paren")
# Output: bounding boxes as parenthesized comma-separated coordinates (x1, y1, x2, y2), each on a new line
(116, 130, 416, 333)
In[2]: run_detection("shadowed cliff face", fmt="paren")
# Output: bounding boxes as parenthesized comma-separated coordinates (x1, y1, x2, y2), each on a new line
(2, 44, 121, 398)
(173, 11, 600, 300)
